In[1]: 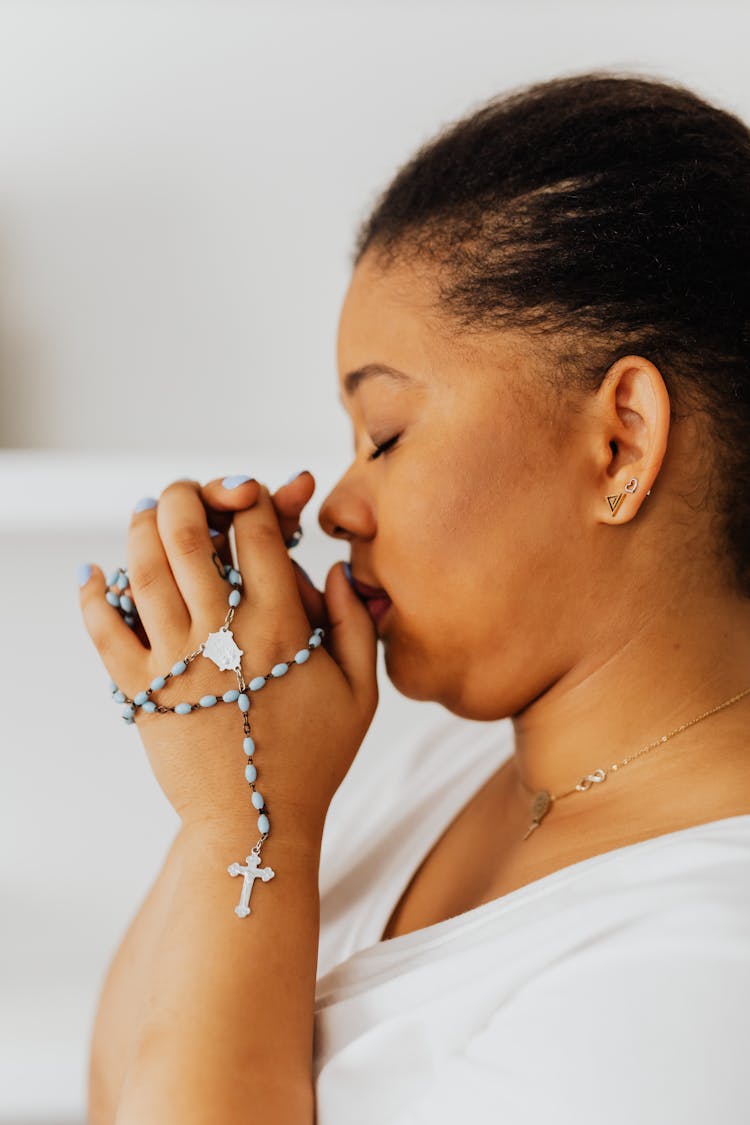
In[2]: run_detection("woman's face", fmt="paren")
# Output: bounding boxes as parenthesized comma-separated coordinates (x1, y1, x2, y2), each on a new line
(317, 251, 599, 721)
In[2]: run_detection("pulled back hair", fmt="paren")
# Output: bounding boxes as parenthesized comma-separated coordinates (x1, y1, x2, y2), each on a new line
(351, 71, 750, 597)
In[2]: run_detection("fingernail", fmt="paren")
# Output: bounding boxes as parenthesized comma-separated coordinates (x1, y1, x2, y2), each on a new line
(284, 470, 308, 485)
(343, 561, 355, 589)
(134, 497, 158, 512)
(209, 527, 221, 538)
(77, 563, 92, 587)
(222, 474, 254, 489)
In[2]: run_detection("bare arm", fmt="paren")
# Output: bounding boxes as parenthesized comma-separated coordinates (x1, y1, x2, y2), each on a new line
(87, 828, 185, 1125)
(112, 817, 321, 1125)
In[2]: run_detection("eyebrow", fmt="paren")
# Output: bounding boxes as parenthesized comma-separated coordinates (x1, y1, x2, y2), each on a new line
(340, 363, 415, 399)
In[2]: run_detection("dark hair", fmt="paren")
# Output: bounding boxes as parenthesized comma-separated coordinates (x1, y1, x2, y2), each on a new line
(352, 71, 750, 597)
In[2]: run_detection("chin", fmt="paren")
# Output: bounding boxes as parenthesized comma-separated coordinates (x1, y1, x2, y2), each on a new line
(382, 635, 535, 721)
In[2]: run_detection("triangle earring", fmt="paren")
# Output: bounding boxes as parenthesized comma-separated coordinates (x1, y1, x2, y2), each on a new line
(607, 477, 639, 516)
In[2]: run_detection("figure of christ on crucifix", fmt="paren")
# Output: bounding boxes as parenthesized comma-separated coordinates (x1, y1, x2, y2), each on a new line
(227, 852, 276, 917)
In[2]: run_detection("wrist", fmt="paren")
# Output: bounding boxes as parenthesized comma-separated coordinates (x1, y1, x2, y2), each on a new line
(179, 806, 325, 866)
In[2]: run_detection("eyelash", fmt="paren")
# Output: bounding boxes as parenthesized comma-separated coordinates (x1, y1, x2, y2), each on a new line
(368, 433, 400, 461)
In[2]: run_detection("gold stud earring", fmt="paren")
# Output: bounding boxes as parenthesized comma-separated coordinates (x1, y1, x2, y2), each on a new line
(606, 476, 639, 516)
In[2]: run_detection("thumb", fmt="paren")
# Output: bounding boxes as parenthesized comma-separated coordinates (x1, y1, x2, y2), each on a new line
(323, 561, 379, 706)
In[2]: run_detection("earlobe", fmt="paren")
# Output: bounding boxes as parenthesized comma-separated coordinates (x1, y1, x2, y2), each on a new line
(598, 355, 669, 522)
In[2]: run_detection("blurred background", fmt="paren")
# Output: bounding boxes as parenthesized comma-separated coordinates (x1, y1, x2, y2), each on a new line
(2, 0, 749, 1120)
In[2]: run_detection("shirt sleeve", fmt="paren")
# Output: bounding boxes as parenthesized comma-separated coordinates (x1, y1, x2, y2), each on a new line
(385, 923, 750, 1125)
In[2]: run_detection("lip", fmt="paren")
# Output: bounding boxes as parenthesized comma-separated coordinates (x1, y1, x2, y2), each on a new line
(351, 575, 389, 599)
(365, 595, 392, 628)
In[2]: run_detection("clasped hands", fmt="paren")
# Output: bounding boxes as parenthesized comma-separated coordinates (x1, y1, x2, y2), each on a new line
(78, 471, 380, 843)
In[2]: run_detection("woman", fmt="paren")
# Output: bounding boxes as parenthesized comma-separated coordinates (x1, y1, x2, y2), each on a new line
(81, 71, 750, 1123)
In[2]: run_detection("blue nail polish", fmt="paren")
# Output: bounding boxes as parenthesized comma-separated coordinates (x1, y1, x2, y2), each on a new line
(209, 528, 221, 538)
(343, 561, 355, 588)
(284, 471, 307, 484)
(134, 497, 158, 512)
(222, 474, 253, 489)
(77, 563, 92, 587)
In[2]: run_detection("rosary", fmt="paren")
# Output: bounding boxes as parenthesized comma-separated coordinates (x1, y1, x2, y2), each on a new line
(105, 543, 323, 919)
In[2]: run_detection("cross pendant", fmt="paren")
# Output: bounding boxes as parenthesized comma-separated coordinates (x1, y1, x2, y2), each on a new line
(227, 851, 275, 917)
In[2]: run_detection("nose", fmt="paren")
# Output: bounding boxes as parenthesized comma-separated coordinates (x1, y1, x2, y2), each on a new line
(317, 478, 372, 542)
(317, 491, 353, 540)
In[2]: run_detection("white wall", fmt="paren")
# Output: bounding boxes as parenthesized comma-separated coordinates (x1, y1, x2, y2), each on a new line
(2, 1, 749, 1120)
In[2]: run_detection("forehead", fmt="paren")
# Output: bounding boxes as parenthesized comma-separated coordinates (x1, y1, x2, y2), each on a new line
(336, 254, 447, 397)
(334, 251, 544, 415)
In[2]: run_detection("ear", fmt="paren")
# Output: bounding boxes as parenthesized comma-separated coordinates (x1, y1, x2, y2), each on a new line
(594, 355, 670, 524)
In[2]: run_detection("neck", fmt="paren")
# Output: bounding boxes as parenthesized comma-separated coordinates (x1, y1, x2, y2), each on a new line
(509, 583, 750, 827)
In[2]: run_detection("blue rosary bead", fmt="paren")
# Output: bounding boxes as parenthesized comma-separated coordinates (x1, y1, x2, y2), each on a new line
(103, 555, 326, 915)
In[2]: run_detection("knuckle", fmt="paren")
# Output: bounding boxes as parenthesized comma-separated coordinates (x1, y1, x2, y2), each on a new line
(128, 561, 161, 592)
(170, 524, 205, 558)
(161, 479, 189, 500)
(253, 520, 279, 546)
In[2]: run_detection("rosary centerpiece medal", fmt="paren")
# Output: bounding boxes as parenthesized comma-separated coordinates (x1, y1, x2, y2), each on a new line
(105, 556, 326, 918)
(202, 628, 244, 671)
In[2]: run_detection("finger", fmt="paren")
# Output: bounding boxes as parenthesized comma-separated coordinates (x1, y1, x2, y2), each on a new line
(154, 481, 236, 625)
(322, 561, 378, 707)
(78, 562, 146, 690)
(127, 496, 192, 646)
(290, 558, 330, 631)
(200, 471, 314, 548)
(232, 483, 309, 623)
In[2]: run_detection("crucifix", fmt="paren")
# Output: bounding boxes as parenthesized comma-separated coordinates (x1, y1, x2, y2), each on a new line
(227, 852, 276, 917)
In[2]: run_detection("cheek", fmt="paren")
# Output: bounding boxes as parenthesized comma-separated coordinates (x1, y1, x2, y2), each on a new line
(385, 426, 567, 639)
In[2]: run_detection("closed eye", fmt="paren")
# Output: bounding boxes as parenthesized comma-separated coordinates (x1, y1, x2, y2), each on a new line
(368, 433, 400, 461)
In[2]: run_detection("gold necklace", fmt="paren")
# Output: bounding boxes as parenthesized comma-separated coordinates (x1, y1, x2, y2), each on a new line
(517, 684, 750, 841)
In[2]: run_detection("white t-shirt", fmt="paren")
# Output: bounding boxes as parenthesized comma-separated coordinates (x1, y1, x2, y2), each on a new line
(312, 711, 750, 1124)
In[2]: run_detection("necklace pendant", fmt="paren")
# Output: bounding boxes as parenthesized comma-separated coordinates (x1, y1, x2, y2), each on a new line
(522, 789, 552, 842)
